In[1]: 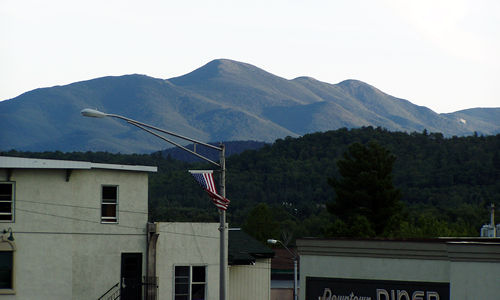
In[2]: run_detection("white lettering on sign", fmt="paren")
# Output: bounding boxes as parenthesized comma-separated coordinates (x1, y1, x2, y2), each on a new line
(398, 290, 410, 300)
(319, 288, 372, 300)
(376, 289, 440, 300)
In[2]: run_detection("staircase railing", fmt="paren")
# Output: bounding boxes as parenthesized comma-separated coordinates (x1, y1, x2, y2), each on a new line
(98, 282, 120, 300)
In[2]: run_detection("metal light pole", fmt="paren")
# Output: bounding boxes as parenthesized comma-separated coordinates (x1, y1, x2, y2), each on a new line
(81, 108, 227, 300)
(267, 239, 298, 300)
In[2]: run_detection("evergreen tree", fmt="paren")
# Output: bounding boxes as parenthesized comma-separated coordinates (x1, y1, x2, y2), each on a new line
(242, 203, 279, 243)
(327, 141, 402, 236)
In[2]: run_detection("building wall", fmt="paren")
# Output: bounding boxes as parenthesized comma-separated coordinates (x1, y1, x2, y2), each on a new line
(297, 239, 500, 300)
(300, 255, 450, 283)
(229, 258, 271, 300)
(271, 288, 293, 300)
(0, 167, 149, 299)
(449, 261, 500, 299)
(155, 222, 224, 300)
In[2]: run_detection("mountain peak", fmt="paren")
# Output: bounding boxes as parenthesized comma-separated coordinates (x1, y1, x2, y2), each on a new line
(338, 79, 371, 88)
(169, 59, 276, 86)
(337, 79, 384, 97)
(293, 76, 318, 82)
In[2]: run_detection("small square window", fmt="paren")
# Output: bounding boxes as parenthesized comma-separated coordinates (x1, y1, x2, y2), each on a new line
(174, 266, 206, 300)
(101, 185, 118, 223)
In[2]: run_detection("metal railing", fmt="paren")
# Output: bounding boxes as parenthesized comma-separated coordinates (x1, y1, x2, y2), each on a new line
(98, 282, 120, 300)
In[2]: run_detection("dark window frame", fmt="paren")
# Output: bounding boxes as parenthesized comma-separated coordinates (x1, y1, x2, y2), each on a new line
(0, 182, 14, 223)
(0, 240, 15, 295)
(174, 265, 206, 300)
(101, 185, 118, 223)
(0, 252, 13, 290)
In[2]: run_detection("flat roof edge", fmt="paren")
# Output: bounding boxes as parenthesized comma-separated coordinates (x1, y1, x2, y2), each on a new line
(90, 162, 157, 172)
(0, 156, 157, 172)
(297, 238, 500, 262)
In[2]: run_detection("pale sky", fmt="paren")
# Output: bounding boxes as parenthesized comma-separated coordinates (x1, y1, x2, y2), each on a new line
(1, 0, 499, 113)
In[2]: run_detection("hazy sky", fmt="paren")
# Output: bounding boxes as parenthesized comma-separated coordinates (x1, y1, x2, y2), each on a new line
(1, 0, 499, 113)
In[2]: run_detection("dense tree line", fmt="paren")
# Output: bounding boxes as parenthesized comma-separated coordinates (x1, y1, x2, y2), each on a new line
(3, 127, 500, 242)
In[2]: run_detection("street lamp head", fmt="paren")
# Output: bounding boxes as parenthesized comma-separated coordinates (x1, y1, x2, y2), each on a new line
(267, 239, 278, 245)
(81, 108, 108, 118)
(2, 228, 14, 241)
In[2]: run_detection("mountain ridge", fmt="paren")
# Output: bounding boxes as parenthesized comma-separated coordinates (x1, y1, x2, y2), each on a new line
(1, 59, 499, 153)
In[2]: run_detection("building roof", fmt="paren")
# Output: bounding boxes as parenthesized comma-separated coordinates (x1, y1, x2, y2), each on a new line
(297, 237, 500, 262)
(228, 228, 275, 265)
(0, 156, 157, 173)
(271, 248, 299, 270)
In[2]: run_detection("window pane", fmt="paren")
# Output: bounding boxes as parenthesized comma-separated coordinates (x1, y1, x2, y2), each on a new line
(101, 204, 117, 218)
(175, 283, 189, 294)
(0, 215, 12, 221)
(0, 203, 12, 214)
(175, 296, 188, 300)
(175, 266, 189, 277)
(0, 252, 12, 289)
(192, 266, 205, 283)
(0, 184, 12, 201)
(175, 276, 189, 284)
(192, 283, 205, 300)
(102, 186, 117, 201)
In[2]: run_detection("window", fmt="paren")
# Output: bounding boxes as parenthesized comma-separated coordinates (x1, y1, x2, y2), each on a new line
(0, 183, 14, 222)
(101, 185, 118, 223)
(0, 240, 15, 294)
(174, 266, 206, 300)
(0, 252, 13, 290)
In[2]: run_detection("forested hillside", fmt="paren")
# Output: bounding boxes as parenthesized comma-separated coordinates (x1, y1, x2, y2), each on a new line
(4, 127, 499, 241)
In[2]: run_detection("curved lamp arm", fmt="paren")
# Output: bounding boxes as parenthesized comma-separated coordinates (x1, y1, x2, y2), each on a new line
(81, 108, 222, 166)
(267, 239, 297, 259)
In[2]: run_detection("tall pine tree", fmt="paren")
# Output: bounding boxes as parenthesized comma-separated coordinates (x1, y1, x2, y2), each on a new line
(327, 141, 402, 236)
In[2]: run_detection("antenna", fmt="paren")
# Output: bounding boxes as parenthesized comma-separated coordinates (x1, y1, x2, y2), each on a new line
(491, 203, 496, 238)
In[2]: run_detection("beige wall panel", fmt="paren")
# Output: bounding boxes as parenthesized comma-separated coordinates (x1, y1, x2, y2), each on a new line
(229, 258, 271, 300)
(449, 261, 500, 300)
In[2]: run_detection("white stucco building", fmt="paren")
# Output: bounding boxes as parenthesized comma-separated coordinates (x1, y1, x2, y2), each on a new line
(297, 238, 500, 300)
(0, 156, 274, 300)
(155, 222, 222, 300)
(0, 156, 156, 299)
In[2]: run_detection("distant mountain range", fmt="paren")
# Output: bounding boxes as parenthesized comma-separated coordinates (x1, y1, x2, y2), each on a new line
(1, 59, 499, 153)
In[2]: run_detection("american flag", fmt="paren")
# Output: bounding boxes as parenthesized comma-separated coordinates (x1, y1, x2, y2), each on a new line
(189, 170, 230, 211)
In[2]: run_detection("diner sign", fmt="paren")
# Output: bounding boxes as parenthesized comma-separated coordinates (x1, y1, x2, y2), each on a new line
(306, 277, 450, 300)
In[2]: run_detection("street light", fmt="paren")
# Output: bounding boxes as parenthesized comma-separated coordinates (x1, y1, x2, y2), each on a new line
(81, 108, 228, 300)
(267, 239, 298, 300)
(2, 228, 14, 241)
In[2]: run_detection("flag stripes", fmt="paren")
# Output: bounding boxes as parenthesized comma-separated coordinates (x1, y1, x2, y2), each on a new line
(189, 170, 230, 210)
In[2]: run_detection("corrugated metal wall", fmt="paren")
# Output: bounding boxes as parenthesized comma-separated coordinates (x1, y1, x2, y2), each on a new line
(229, 259, 272, 300)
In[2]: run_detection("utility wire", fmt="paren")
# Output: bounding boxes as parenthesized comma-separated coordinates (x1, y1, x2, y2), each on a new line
(15, 207, 221, 240)
(12, 208, 275, 271)
(16, 198, 148, 215)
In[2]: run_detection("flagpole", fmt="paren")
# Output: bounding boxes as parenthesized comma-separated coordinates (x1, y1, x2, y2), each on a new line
(219, 143, 226, 300)
(81, 108, 228, 300)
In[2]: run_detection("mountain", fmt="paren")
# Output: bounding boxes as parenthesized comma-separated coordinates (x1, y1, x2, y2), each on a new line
(1, 59, 499, 153)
